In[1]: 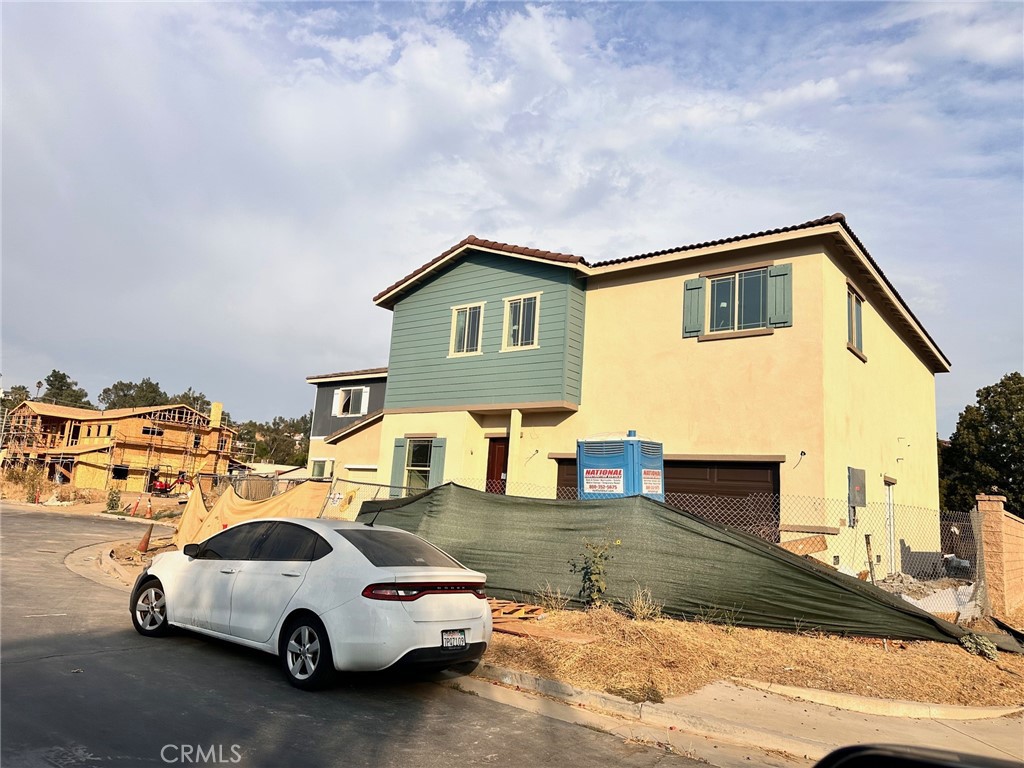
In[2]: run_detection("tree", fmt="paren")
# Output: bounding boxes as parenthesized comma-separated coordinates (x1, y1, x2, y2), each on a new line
(234, 412, 311, 466)
(168, 387, 211, 414)
(1, 384, 31, 410)
(98, 378, 169, 409)
(941, 372, 1023, 516)
(40, 369, 92, 407)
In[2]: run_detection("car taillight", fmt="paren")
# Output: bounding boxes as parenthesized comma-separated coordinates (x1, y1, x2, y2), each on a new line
(361, 583, 487, 601)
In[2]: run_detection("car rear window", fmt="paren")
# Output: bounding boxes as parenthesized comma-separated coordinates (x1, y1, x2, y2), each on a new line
(335, 529, 463, 568)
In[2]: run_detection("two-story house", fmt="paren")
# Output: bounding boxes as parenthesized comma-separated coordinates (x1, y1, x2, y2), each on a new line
(305, 367, 387, 481)
(2, 400, 235, 493)
(329, 213, 949, 572)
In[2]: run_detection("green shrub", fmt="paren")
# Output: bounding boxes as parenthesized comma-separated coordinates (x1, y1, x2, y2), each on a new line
(106, 488, 122, 512)
(569, 538, 620, 607)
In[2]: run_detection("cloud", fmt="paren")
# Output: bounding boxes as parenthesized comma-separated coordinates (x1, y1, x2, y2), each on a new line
(2, 2, 1020, 437)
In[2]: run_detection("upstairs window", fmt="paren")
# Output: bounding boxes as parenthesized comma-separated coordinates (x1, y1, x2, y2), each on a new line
(333, 386, 369, 417)
(142, 426, 164, 437)
(683, 264, 792, 338)
(710, 268, 768, 332)
(847, 284, 866, 360)
(449, 303, 483, 356)
(502, 294, 540, 350)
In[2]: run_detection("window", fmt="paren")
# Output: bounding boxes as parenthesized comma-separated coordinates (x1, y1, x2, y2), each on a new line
(193, 434, 202, 449)
(503, 294, 540, 350)
(683, 264, 791, 338)
(710, 268, 768, 332)
(197, 522, 273, 560)
(449, 303, 483, 356)
(333, 386, 369, 417)
(86, 426, 93, 437)
(111, 465, 130, 480)
(252, 523, 321, 561)
(335, 529, 462, 568)
(142, 426, 164, 437)
(847, 286, 864, 357)
(405, 439, 432, 490)
(105, 425, 112, 437)
(311, 459, 334, 479)
(217, 436, 227, 451)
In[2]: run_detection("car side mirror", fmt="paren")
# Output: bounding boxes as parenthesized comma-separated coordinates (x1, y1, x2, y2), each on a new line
(183, 544, 200, 558)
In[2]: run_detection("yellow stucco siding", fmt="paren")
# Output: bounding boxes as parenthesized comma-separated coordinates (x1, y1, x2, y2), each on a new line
(821, 247, 940, 510)
(308, 419, 383, 482)
(504, 243, 827, 495)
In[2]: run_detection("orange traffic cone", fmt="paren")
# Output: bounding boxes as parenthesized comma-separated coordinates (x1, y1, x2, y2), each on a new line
(137, 523, 154, 554)
(144, 497, 153, 519)
(130, 496, 141, 517)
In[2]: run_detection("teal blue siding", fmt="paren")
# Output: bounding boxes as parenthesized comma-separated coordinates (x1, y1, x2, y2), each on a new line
(384, 251, 585, 409)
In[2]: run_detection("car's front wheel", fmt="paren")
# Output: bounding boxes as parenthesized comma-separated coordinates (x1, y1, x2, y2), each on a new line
(279, 614, 335, 691)
(131, 578, 171, 637)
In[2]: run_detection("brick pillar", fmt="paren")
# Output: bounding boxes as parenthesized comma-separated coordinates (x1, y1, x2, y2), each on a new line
(977, 494, 1007, 617)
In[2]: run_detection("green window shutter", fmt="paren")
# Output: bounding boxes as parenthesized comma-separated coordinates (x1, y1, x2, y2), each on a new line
(767, 264, 793, 328)
(389, 438, 407, 498)
(428, 438, 447, 487)
(682, 278, 706, 337)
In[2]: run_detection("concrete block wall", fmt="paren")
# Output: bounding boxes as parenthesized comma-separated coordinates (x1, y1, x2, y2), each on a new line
(977, 494, 1024, 617)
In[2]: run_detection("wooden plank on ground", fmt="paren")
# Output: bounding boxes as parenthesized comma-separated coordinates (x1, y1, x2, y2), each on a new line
(492, 619, 596, 644)
(780, 535, 828, 556)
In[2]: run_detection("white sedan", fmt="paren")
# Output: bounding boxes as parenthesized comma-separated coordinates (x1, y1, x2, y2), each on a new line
(129, 518, 492, 690)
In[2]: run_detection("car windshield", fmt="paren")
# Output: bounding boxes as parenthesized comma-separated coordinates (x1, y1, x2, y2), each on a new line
(335, 529, 463, 569)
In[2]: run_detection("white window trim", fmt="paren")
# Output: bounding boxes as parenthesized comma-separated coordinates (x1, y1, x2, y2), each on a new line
(500, 292, 542, 352)
(332, 386, 370, 417)
(310, 458, 335, 479)
(344, 464, 377, 471)
(448, 302, 485, 358)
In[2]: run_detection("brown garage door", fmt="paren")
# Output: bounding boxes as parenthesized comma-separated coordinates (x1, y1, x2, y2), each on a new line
(664, 460, 779, 496)
(556, 458, 780, 540)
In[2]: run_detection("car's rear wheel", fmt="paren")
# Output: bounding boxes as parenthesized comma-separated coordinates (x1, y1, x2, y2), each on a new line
(131, 578, 170, 637)
(279, 614, 334, 691)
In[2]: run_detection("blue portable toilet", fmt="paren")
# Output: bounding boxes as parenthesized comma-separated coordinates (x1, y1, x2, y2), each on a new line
(576, 430, 665, 502)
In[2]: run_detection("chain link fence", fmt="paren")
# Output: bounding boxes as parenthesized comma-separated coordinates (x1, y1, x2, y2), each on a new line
(198, 473, 985, 622)
(345, 476, 986, 621)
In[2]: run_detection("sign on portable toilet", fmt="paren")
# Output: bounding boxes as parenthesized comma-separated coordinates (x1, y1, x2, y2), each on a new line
(577, 430, 665, 502)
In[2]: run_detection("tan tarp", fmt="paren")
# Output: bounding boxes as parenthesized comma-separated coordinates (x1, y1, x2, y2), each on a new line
(184, 481, 331, 545)
(173, 488, 212, 548)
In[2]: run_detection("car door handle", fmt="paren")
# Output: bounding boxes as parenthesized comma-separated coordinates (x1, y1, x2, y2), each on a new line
(281, 571, 302, 577)
(220, 568, 239, 574)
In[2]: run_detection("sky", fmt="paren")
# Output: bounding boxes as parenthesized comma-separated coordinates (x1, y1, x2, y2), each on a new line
(2, 1, 1021, 436)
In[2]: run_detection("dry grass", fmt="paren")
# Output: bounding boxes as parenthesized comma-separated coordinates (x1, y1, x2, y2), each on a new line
(485, 606, 1024, 707)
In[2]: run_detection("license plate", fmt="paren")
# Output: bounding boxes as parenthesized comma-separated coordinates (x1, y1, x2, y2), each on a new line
(442, 629, 467, 649)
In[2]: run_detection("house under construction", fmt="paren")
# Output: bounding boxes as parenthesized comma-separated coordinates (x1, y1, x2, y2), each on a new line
(1, 400, 237, 493)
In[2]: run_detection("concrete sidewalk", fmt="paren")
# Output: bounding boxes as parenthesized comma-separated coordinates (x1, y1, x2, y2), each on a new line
(461, 664, 1023, 766)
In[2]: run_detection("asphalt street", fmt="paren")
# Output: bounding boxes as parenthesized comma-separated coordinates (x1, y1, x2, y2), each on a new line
(1, 507, 699, 768)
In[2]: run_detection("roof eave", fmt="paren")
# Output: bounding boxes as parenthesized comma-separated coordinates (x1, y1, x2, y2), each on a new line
(373, 241, 588, 310)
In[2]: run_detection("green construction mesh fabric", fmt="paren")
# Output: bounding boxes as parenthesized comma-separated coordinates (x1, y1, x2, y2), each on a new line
(358, 484, 1022, 652)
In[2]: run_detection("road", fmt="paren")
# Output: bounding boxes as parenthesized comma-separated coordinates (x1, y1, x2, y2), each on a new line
(1, 507, 699, 767)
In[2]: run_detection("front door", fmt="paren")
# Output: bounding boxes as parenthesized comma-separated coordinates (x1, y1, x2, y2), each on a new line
(486, 438, 509, 494)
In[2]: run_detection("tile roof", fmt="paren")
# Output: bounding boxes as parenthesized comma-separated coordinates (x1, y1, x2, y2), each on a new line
(373, 235, 586, 306)
(305, 367, 388, 383)
(590, 213, 849, 267)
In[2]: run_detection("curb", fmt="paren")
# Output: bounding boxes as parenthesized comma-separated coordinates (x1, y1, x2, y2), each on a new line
(732, 678, 1024, 721)
(471, 663, 829, 760)
(100, 547, 137, 587)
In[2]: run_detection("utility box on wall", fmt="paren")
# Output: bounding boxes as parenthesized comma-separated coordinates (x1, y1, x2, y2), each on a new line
(577, 430, 665, 502)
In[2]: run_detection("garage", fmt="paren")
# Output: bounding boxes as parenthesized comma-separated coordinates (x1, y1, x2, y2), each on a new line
(555, 457, 781, 539)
